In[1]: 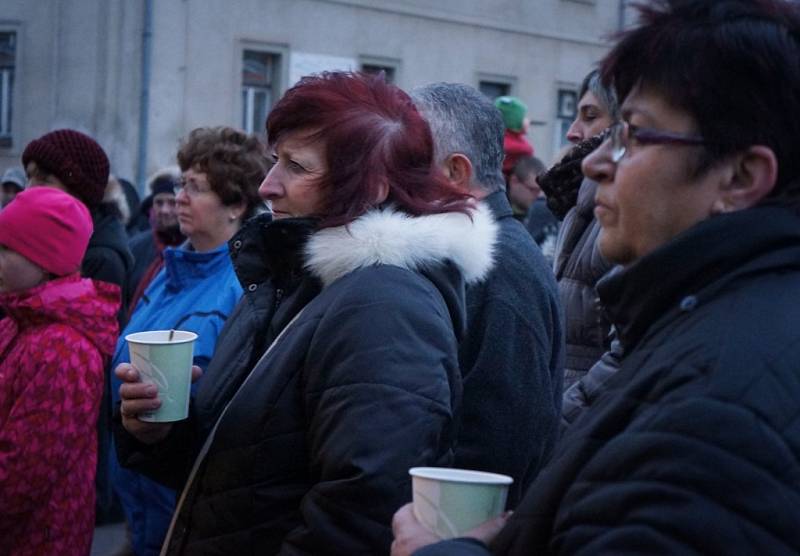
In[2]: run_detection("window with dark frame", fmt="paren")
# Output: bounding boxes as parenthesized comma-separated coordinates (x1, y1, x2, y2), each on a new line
(0, 32, 15, 148)
(361, 63, 396, 84)
(556, 88, 577, 148)
(241, 50, 280, 135)
(479, 81, 511, 100)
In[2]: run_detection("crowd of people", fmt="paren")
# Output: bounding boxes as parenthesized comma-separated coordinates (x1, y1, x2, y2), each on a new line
(1, 0, 800, 554)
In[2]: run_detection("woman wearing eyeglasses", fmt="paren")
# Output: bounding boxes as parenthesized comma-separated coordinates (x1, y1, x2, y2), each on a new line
(108, 126, 268, 556)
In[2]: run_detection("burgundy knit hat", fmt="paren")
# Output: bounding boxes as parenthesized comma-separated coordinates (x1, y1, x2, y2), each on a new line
(0, 187, 93, 276)
(22, 129, 110, 209)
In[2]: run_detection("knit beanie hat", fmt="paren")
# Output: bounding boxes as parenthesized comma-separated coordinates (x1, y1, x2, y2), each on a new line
(0, 187, 93, 276)
(150, 175, 178, 197)
(494, 96, 528, 132)
(21, 129, 110, 209)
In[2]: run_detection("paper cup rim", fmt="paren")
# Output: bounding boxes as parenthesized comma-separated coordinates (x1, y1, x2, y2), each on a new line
(409, 467, 513, 485)
(125, 330, 198, 345)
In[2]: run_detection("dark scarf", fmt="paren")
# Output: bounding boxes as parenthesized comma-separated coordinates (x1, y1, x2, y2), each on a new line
(537, 135, 603, 219)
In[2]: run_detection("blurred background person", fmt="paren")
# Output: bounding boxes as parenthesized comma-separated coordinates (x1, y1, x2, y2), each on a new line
(0, 166, 26, 208)
(108, 126, 267, 556)
(506, 156, 560, 264)
(495, 96, 534, 182)
(126, 167, 184, 315)
(506, 155, 546, 221)
(537, 69, 620, 391)
(114, 71, 495, 555)
(118, 177, 145, 238)
(0, 188, 119, 556)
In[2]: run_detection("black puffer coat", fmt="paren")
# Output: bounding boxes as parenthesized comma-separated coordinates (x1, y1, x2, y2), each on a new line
(416, 206, 800, 555)
(116, 205, 498, 555)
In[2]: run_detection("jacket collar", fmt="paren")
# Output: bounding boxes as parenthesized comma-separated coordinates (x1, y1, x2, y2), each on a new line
(305, 202, 497, 288)
(598, 205, 800, 351)
(483, 190, 514, 221)
(162, 241, 234, 291)
(229, 213, 318, 291)
(229, 202, 498, 290)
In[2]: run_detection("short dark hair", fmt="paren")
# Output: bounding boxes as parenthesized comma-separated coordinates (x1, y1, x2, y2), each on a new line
(601, 0, 800, 204)
(266, 72, 473, 228)
(512, 156, 547, 182)
(177, 127, 267, 219)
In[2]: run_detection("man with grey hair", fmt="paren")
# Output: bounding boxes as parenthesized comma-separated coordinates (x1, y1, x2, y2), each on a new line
(411, 83, 564, 507)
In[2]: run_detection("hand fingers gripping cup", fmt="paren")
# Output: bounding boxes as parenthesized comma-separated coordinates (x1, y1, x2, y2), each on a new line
(409, 467, 513, 540)
(125, 330, 198, 422)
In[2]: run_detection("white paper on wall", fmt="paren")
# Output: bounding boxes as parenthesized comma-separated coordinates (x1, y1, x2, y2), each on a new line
(289, 52, 358, 87)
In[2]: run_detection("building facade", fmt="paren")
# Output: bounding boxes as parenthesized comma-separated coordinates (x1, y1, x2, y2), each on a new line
(1, 0, 628, 191)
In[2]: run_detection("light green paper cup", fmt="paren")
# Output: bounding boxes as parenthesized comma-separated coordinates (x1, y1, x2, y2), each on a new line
(409, 467, 512, 539)
(125, 330, 197, 422)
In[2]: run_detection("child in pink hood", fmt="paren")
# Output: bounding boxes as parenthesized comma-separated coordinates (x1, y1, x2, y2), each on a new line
(0, 187, 120, 555)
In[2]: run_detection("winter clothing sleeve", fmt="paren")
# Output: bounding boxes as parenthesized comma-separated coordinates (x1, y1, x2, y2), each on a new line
(0, 330, 104, 514)
(280, 270, 460, 554)
(551, 389, 799, 554)
(414, 538, 491, 556)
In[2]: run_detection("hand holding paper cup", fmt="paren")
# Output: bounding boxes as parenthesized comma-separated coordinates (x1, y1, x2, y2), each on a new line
(409, 467, 513, 540)
(125, 330, 197, 422)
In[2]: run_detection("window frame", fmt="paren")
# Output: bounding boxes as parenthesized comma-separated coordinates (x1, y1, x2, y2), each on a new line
(0, 26, 19, 150)
(553, 83, 579, 153)
(236, 41, 288, 136)
(359, 55, 401, 85)
(476, 72, 517, 100)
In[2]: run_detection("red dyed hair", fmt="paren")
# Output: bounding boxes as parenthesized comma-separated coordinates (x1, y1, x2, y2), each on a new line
(266, 71, 474, 227)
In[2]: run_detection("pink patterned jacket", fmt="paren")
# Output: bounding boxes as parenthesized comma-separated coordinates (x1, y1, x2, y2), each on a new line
(0, 274, 119, 556)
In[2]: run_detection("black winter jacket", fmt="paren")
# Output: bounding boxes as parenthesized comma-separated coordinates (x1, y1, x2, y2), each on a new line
(84, 204, 134, 323)
(116, 205, 498, 555)
(416, 206, 800, 555)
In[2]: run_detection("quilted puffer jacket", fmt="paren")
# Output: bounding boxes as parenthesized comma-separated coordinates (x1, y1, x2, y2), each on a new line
(115, 204, 498, 555)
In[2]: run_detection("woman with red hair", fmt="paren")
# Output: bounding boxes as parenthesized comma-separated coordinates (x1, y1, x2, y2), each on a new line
(114, 71, 498, 554)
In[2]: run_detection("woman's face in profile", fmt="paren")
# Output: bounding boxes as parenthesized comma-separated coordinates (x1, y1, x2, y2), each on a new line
(260, 131, 328, 219)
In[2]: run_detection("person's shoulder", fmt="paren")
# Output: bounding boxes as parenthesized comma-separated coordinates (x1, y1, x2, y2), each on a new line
(493, 217, 557, 284)
(16, 322, 104, 368)
(128, 229, 153, 251)
(327, 264, 440, 306)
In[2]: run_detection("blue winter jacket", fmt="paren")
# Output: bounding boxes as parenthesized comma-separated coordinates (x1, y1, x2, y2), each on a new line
(109, 242, 243, 556)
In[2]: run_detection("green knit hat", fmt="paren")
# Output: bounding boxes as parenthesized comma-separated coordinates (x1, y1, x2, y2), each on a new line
(494, 96, 528, 132)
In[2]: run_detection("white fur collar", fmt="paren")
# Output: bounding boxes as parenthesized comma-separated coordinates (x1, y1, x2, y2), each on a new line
(305, 202, 497, 288)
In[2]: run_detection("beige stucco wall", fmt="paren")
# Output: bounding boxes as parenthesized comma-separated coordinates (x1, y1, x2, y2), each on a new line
(1, 0, 627, 191)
